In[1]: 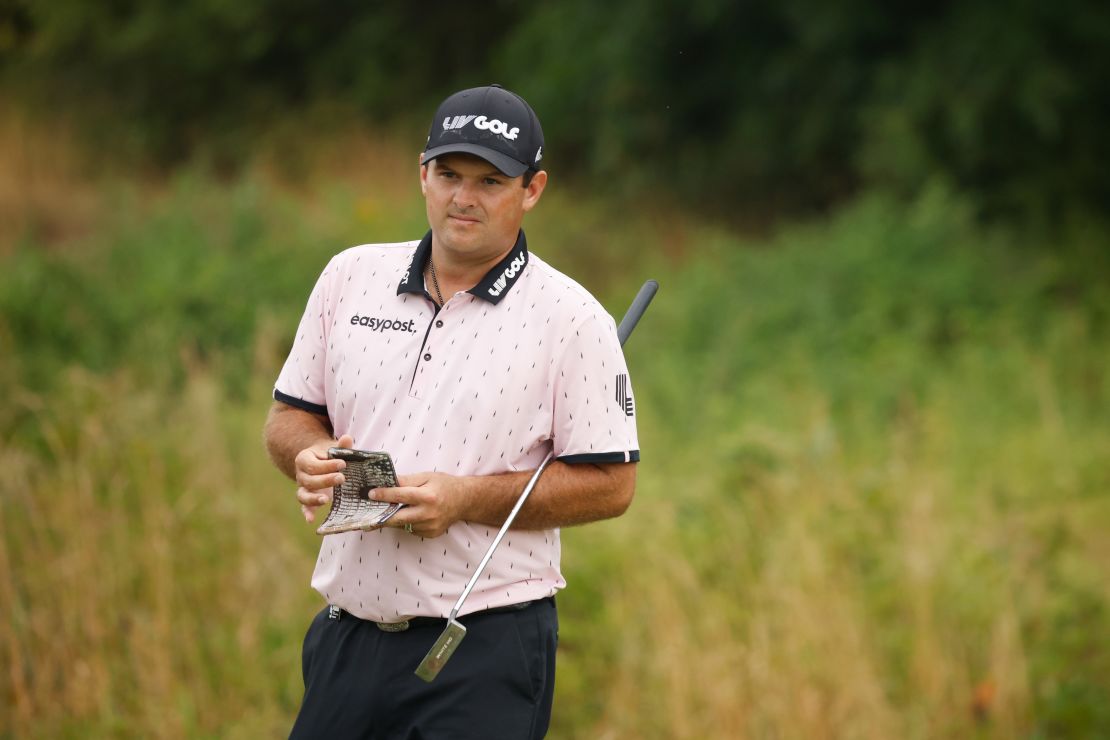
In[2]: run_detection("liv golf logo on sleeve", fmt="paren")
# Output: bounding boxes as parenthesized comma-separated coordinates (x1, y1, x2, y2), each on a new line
(615, 373, 634, 417)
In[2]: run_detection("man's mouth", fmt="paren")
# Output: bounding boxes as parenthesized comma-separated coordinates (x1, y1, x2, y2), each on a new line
(448, 213, 480, 223)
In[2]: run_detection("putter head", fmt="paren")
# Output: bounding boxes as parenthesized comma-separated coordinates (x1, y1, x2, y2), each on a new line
(415, 618, 467, 682)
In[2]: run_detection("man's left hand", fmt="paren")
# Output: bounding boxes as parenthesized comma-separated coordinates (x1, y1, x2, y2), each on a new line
(371, 472, 468, 538)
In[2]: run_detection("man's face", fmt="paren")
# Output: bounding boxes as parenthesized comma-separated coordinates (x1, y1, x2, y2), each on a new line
(420, 153, 547, 266)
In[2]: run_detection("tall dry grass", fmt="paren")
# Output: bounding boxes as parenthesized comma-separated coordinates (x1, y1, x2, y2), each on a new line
(8, 346, 1101, 737)
(551, 330, 1109, 738)
(0, 358, 320, 738)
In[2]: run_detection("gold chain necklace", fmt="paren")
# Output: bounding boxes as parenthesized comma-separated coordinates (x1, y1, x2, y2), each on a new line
(428, 258, 446, 306)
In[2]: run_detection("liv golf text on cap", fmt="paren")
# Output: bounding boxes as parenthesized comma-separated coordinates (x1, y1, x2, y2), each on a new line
(423, 84, 544, 178)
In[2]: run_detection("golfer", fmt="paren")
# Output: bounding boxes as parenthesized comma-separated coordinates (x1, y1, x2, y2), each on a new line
(264, 84, 639, 739)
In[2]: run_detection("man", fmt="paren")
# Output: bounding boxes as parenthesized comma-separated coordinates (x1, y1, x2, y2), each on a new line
(264, 84, 639, 739)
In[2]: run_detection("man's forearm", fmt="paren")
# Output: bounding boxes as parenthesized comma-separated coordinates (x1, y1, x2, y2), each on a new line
(263, 402, 334, 479)
(455, 461, 636, 531)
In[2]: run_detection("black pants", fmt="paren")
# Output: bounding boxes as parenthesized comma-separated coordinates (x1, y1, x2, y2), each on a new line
(290, 598, 558, 739)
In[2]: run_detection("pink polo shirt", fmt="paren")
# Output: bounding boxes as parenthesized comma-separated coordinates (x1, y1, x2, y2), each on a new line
(274, 230, 639, 621)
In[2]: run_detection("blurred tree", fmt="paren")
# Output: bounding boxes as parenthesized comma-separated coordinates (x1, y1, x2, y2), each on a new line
(2, 0, 1107, 222)
(859, 0, 1110, 221)
(3, 0, 523, 158)
(503, 0, 1109, 220)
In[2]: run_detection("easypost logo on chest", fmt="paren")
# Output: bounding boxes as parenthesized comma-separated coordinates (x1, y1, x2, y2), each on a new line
(487, 251, 527, 298)
(349, 314, 418, 334)
(442, 114, 520, 141)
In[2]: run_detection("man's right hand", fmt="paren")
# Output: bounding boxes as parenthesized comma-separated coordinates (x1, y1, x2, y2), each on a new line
(295, 433, 354, 522)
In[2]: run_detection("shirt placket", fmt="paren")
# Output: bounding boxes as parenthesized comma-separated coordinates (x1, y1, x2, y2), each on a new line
(409, 298, 460, 399)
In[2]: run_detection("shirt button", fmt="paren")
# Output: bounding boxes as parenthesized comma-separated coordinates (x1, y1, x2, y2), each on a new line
(435, 320, 444, 328)
(424, 353, 432, 361)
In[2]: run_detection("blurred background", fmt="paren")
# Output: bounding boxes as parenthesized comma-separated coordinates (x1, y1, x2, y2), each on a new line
(1, 1, 1108, 737)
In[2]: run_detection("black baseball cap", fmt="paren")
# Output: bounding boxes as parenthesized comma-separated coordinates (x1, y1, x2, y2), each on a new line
(423, 84, 544, 178)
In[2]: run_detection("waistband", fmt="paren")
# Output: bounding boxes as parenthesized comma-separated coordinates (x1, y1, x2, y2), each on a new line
(327, 598, 549, 633)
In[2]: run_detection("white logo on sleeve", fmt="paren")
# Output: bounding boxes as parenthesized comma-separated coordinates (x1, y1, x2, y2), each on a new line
(442, 114, 519, 141)
(615, 373, 634, 416)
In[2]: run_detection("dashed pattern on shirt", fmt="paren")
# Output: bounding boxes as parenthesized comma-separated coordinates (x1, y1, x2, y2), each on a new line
(274, 239, 637, 622)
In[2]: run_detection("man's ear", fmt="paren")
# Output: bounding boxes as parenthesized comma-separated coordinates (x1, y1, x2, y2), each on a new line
(522, 170, 548, 213)
(419, 153, 428, 196)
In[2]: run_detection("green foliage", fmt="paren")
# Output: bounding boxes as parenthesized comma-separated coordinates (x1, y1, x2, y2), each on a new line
(0, 171, 425, 406)
(637, 185, 1109, 447)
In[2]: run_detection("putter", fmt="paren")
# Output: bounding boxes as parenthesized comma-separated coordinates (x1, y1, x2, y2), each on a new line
(415, 279, 659, 682)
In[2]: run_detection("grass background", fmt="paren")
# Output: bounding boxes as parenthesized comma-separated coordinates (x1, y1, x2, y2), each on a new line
(1, 112, 1108, 738)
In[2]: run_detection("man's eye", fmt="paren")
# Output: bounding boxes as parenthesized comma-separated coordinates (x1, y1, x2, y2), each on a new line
(484, 178, 502, 186)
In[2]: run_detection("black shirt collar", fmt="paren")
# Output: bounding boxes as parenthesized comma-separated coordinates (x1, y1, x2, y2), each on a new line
(396, 230, 530, 305)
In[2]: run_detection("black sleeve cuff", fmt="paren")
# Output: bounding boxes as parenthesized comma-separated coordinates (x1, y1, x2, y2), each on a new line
(556, 450, 640, 464)
(273, 389, 329, 417)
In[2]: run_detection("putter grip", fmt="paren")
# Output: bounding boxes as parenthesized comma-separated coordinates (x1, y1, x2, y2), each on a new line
(617, 280, 659, 346)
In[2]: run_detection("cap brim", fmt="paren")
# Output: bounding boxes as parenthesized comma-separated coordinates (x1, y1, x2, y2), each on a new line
(422, 143, 530, 178)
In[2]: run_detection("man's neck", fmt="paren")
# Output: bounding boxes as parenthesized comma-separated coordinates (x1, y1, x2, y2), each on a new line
(428, 237, 517, 297)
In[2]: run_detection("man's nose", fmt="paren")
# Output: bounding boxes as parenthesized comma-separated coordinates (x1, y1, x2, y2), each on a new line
(452, 179, 479, 208)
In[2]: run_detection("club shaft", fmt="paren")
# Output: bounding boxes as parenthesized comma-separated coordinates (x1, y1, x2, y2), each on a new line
(449, 453, 553, 618)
